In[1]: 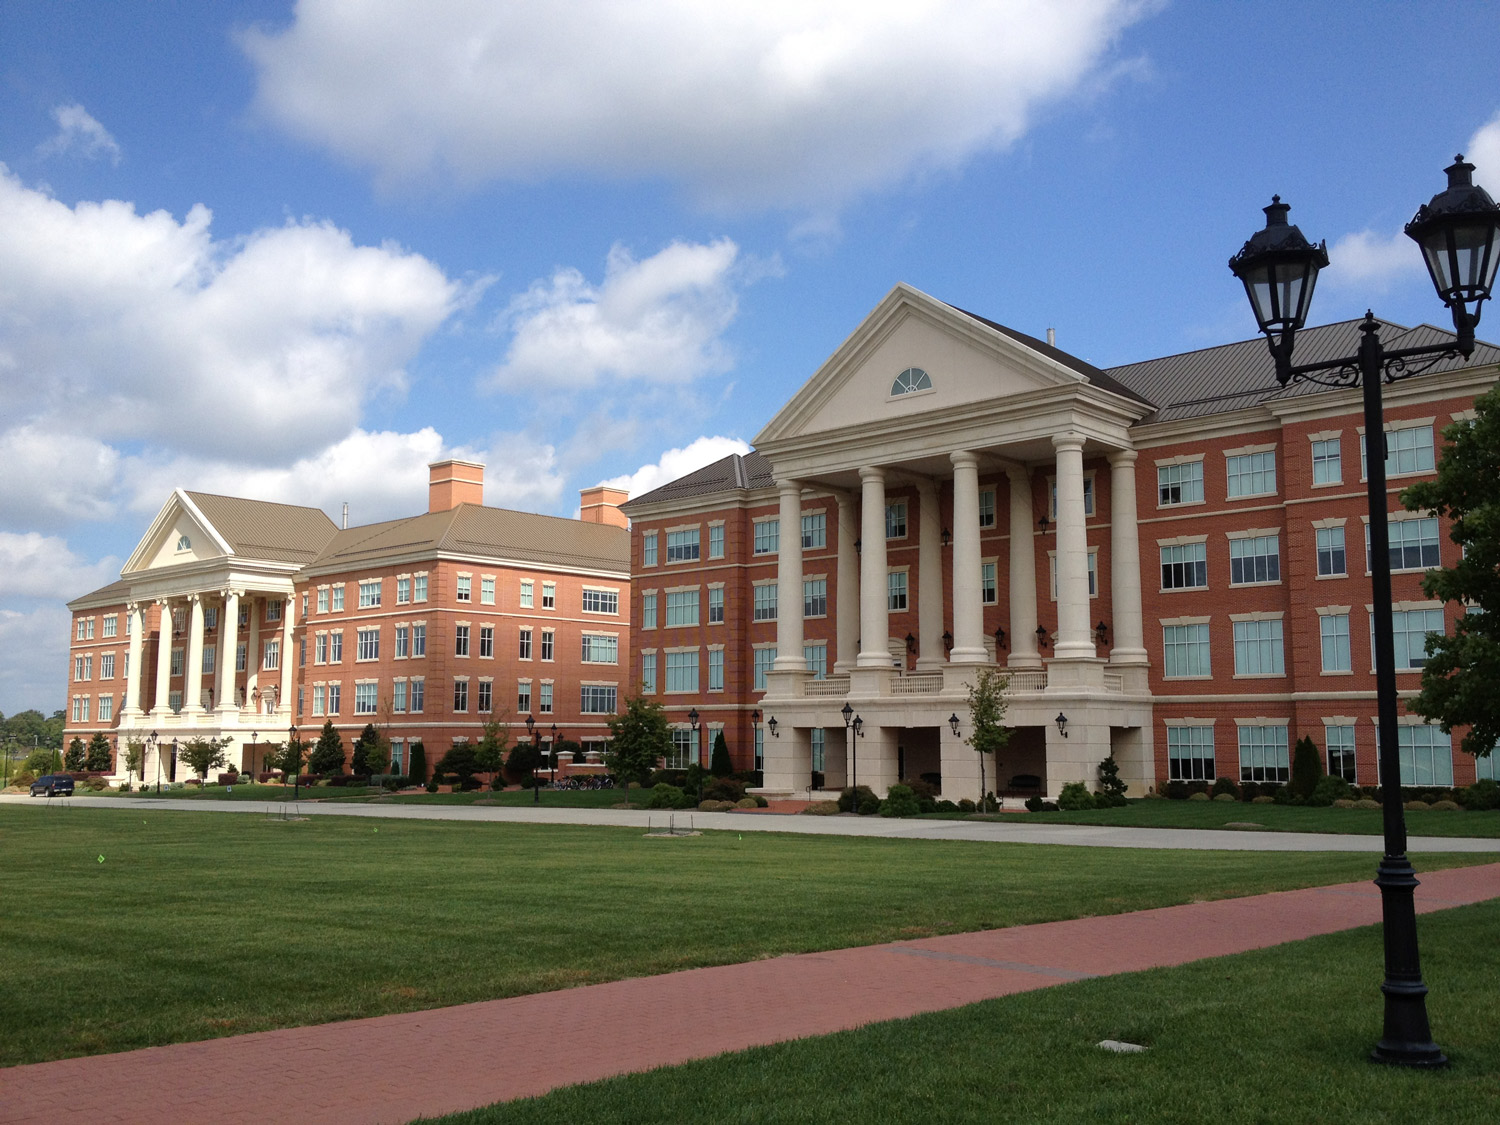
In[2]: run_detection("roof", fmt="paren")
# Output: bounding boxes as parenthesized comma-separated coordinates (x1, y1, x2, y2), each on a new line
(184, 492, 340, 565)
(621, 452, 776, 510)
(1104, 319, 1500, 424)
(67, 577, 133, 611)
(309, 502, 629, 573)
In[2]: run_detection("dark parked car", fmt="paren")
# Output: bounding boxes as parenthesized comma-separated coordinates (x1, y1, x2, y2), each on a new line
(30, 775, 74, 797)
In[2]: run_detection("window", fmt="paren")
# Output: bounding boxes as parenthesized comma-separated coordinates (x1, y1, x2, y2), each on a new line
(169, 691, 181, 714)
(981, 562, 997, 606)
(811, 727, 825, 772)
(356, 683, 378, 714)
(754, 725, 765, 771)
(801, 512, 826, 549)
(708, 586, 724, 624)
(236, 642, 247, 672)
(1048, 476, 1096, 519)
(519, 628, 532, 659)
(391, 628, 405, 660)
(393, 680, 407, 712)
(1160, 542, 1207, 589)
(76, 619, 85, 640)
(1312, 438, 1342, 485)
(1229, 535, 1280, 585)
(396, 577, 411, 604)
(1320, 613, 1352, 672)
(103, 615, 117, 638)
(978, 488, 996, 528)
(1048, 551, 1099, 599)
(1363, 425, 1435, 478)
(453, 679, 468, 712)
(170, 648, 183, 676)
(97, 696, 112, 722)
(666, 650, 698, 692)
(666, 529, 700, 562)
(542, 582, 555, 609)
(481, 576, 495, 605)
(753, 583, 777, 621)
(886, 500, 907, 539)
(331, 585, 345, 611)
(409, 678, 423, 712)
(1374, 517, 1441, 571)
(803, 578, 827, 618)
(887, 570, 908, 612)
(541, 630, 554, 661)
(666, 589, 699, 627)
(357, 628, 379, 661)
(327, 683, 341, 714)
(1226, 450, 1276, 497)
(1239, 725, 1290, 783)
(125, 612, 132, 636)
(642, 532, 658, 567)
(201, 645, 215, 675)
(667, 728, 697, 769)
(581, 684, 619, 713)
(176, 534, 191, 551)
(1327, 725, 1357, 782)
(517, 680, 532, 711)
(520, 580, 534, 608)
(754, 519, 779, 555)
(411, 624, 425, 657)
(263, 640, 280, 670)
(753, 647, 774, 692)
(413, 574, 428, 602)
(708, 649, 724, 691)
(359, 579, 382, 608)
(101, 652, 115, 679)
(454, 625, 470, 657)
(73, 654, 86, 681)
(1163, 623, 1211, 678)
(1389, 607, 1444, 669)
(1232, 619, 1284, 676)
(456, 575, 472, 603)
(317, 588, 330, 613)
(1317, 526, 1347, 576)
(478, 680, 492, 712)
(641, 652, 657, 694)
(709, 524, 724, 559)
(237, 606, 248, 628)
(312, 685, 326, 715)
(642, 592, 657, 629)
(330, 632, 343, 662)
(1168, 726, 1215, 781)
(1384, 725, 1454, 787)
(390, 739, 405, 772)
(582, 589, 618, 614)
(582, 634, 618, 663)
(890, 367, 932, 395)
(480, 625, 494, 658)
(1158, 460, 1204, 506)
(316, 632, 330, 666)
(803, 643, 827, 680)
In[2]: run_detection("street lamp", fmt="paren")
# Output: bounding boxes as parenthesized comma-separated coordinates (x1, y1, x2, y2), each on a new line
(288, 724, 300, 802)
(688, 707, 701, 766)
(249, 730, 258, 782)
(1230, 157, 1500, 1069)
(148, 730, 160, 795)
(527, 713, 539, 804)
(550, 723, 559, 788)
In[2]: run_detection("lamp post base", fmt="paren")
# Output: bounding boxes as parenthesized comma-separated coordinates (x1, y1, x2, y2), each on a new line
(1370, 855, 1447, 1068)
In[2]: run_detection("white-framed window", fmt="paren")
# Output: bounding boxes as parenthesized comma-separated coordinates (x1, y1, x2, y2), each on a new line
(580, 684, 615, 714)
(1317, 526, 1347, 577)
(642, 591, 657, 629)
(207, 607, 219, 631)
(708, 586, 724, 624)
(327, 683, 342, 714)
(391, 626, 407, 660)
(665, 650, 698, 693)
(666, 589, 699, 627)
(1239, 724, 1289, 783)
(1368, 517, 1441, 572)
(453, 678, 468, 712)
(708, 523, 725, 559)
(801, 512, 827, 549)
(811, 727, 825, 772)
(330, 632, 343, 662)
(236, 642, 247, 672)
(312, 684, 326, 716)
(97, 695, 113, 723)
(519, 628, 532, 660)
(1327, 724, 1357, 782)
(708, 648, 724, 692)
(359, 579, 382, 608)
(753, 519, 780, 555)
(1384, 607, 1445, 670)
(176, 534, 191, 551)
(168, 691, 181, 714)
(76, 619, 86, 641)
(454, 624, 470, 657)
(103, 615, 117, 638)
(101, 652, 115, 679)
(413, 574, 428, 602)
(480, 576, 495, 605)
(753, 583, 777, 622)
(886, 500, 907, 539)
(541, 630, 554, 661)
(74, 654, 87, 681)
(803, 642, 827, 680)
(520, 580, 534, 608)
(1232, 618, 1284, 676)
(1380, 724, 1454, 787)
(803, 578, 827, 618)
(1312, 438, 1342, 485)
(263, 640, 280, 670)
(409, 678, 424, 712)
(1229, 535, 1280, 585)
(642, 531, 658, 567)
(478, 679, 493, 713)
(978, 488, 996, 528)
(582, 634, 618, 663)
(887, 570, 908, 612)
(1048, 550, 1099, 599)
(666, 528, 700, 563)
(390, 739, 405, 772)
(981, 561, 997, 605)
(1320, 612, 1352, 672)
(753, 646, 774, 692)
(480, 625, 494, 658)
(582, 588, 619, 614)
(456, 575, 472, 603)
(542, 582, 555, 609)
(356, 682, 378, 714)
(1226, 450, 1276, 498)
(125, 611, 133, 636)
(392, 680, 407, 712)
(1048, 475, 1096, 519)
(641, 652, 657, 694)
(890, 367, 932, 396)
(201, 645, 216, 675)
(1163, 623, 1211, 678)
(1160, 541, 1208, 590)
(1167, 725, 1215, 781)
(396, 577, 411, 604)
(356, 627, 379, 661)
(411, 624, 425, 657)
(170, 648, 183, 676)
(667, 728, 697, 769)
(1362, 424, 1435, 479)
(517, 679, 532, 712)
(317, 587, 330, 613)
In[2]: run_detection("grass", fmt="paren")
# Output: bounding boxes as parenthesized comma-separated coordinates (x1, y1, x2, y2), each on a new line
(2, 805, 1489, 1067)
(425, 899, 1500, 1124)
(76, 781, 381, 801)
(379, 788, 644, 808)
(78, 781, 642, 808)
(1011, 798, 1500, 838)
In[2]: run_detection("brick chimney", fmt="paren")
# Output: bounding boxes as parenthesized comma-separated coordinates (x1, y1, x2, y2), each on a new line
(429, 459, 484, 512)
(579, 485, 628, 528)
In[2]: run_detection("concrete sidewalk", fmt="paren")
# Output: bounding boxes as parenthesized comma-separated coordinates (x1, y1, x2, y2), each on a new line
(5, 792, 1499, 851)
(4, 862, 1498, 1125)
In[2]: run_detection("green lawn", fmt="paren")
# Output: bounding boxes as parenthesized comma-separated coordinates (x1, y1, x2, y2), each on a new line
(1, 805, 1487, 1067)
(1011, 798, 1500, 838)
(427, 899, 1500, 1124)
(378, 788, 643, 808)
(80, 782, 381, 801)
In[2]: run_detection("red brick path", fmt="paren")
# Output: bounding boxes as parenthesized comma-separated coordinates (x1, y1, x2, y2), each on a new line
(5, 863, 1498, 1125)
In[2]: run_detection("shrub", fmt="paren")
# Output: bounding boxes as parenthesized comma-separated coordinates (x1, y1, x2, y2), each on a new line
(1188, 791, 1211, 801)
(1023, 796, 1043, 812)
(1460, 778, 1500, 810)
(803, 801, 840, 816)
(703, 778, 747, 803)
(1356, 798, 1381, 809)
(1240, 782, 1260, 802)
(880, 784, 921, 818)
(408, 743, 427, 785)
(732, 769, 764, 787)
(1213, 792, 1236, 802)
(1272, 784, 1293, 805)
(13, 770, 36, 787)
(1165, 780, 1189, 801)
(117, 781, 132, 793)
(1290, 736, 1324, 801)
(1211, 777, 1241, 800)
(753, 794, 768, 807)
(1057, 781, 1095, 811)
(735, 797, 760, 809)
(1097, 755, 1128, 807)
(906, 778, 940, 802)
(1431, 799, 1462, 811)
(1405, 800, 1433, 811)
(837, 785, 878, 814)
(647, 784, 686, 809)
(709, 732, 733, 777)
(84, 776, 106, 790)
(1252, 795, 1276, 804)
(958, 798, 976, 813)
(1308, 775, 1353, 807)
(698, 799, 736, 811)
(935, 800, 958, 812)
(425, 781, 439, 793)
(1333, 798, 1358, 808)
(649, 769, 688, 788)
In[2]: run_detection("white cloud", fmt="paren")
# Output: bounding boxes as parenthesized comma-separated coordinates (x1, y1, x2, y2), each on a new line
(0, 426, 121, 529)
(602, 435, 752, 499)
(491, 240, 740, 389)
(243, 0, 1153, 209)
(1466, 111, 1500, 192)
(1324, 228, 1424, 291)
(36, 103, 122, 165)
(0, 604, 71, 715)
(0, 533, 119, 600)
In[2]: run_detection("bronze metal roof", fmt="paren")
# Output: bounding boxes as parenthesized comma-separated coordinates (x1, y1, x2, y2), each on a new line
(185, 492, 340, 565)
(621, 452, 775, 510)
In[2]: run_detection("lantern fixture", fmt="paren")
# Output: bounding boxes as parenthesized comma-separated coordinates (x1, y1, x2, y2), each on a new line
(1055, 712, 1069, 739)
(851, 715, 864, 738)
(941, 527, 952, 547)
(1037, 515, 1051, 534)
(1405, 155, 1500, 351)
(767, 716, 779, 738)
(688, 707, 700, 732)
(1095, 620, 1110, 645)
(1036, 625, 1050, 649)
(994, 625, 1007, 651)
(947, 713, 961, 737)
(905, 632, 917, 654)
(1228, 195, 1329, 384)
(942, 630, 954, 652)
(841, 702, 854, 728)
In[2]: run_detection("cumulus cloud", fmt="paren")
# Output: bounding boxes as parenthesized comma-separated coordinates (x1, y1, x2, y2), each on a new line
(243, 0, 1153, 209)
(0, 604, 72, 715)
(0, 533, 119, 600)
(36, 103, 122, 164)
(491, 239, 740, 389)
(1466, 111, 1500, 193)
(1324, 228, 1424, 291)
(602, 435, 752, 498)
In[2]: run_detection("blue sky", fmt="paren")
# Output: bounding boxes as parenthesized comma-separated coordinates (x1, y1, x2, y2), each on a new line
(2, 0, 1498, 714)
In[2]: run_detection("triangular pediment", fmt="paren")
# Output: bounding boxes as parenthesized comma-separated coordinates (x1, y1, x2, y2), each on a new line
(122, 489, 235, 575)
(755, 284, 1098, 446)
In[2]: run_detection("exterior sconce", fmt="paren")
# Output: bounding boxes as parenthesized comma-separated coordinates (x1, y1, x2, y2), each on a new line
(942, 630, 954, 652)
(947, 713, 961, 737)
(994, 625, 1007, 650)
(905, 632, 916, 654)
(767, 716, 779, 738)
(1095, 620, 1110, 645)
(1036, 625, 1050, 649)
(1037, 515, 1051, 534)
(941, 527, 952, 547)
(1055, 712, 1069, 738)
(854, 537, 862, 555)
(526, 713, 536, 739)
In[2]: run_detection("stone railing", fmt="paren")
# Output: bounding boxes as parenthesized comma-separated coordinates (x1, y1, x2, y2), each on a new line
(889, 671, 944, 695)
(1003, 670, 1049, 693)
(805, 675, 851, 697)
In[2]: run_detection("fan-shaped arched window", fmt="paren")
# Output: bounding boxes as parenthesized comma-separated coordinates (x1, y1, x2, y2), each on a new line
(890, 367, 933, 396)
(176, 535, 191, 551)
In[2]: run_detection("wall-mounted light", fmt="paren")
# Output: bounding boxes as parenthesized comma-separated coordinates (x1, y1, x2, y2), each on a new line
(941, 527, 952, 547)
(1037, 515, 1052, 535)
(905, 632, 916, 654)
(1036, 625, 1050, 649)
(942, 630, 954, 652)
(994, 625, 1007, 651)
(854, 537, 862, 555)
(948, 713, 961, 737)
(767, 716, 780, 738)
(1095, 620, 1110, 645)
(1055, 712, 1069, 738)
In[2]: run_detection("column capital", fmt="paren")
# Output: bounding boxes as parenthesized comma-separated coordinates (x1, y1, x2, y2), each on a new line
(1050, 433, 1086, 453)
(858, 465, 886, 483)
(949, 450, 978, 471)
(1107, 447, 1138, 466)
(1004, 464, 1031, 485)
(775, 478, 802, 493)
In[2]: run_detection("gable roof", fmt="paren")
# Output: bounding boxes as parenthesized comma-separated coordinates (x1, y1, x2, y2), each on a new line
(621, 452, 775, 510)
(67, 577, 134, 611)
(182, 492, 340, 565)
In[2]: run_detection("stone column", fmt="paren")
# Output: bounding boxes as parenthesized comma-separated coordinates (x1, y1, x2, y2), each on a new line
(915, 479, 945, 671)
(245, 596, 261, 709)
(217, 591, 240, 714)
(1007, 468, 1042, 669)
(278, 594, 296, 716)
(948, 451, 987, 664)
(834, 492, 859, 673)
(1108, 450, 1150, 686)
(151, 599, 173, 715)
(1051, 435, 1094, 659)
(773, 480, 806, 672)
(123, 603, 145, 716)
(856, 467, 890, 669)
(184, 594, 206, 717)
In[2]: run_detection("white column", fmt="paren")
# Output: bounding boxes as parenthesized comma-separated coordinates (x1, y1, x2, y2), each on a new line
(1052, 435, 1093, 659)
(834, 492, 859, 673)
(217, 591, 240, 713)
(278, 594, 296, 714)
(915, 479, 945, 670)
(245, 596, 261, 708)
(856, 467, 890, 669)
(1108, 450, 1149, 669)
(123, 603, 145, 716)
(773, 480, 806, 671)
(151, 600, 173, 714)
(948, 451, 987, 664)
(1007, 468, 1042, 669)
(184, 594, 206, 716)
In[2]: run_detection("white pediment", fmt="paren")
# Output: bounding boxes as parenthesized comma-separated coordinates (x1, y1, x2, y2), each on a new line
(123, 490, 235, 575)
(756, 284, 1090, 446)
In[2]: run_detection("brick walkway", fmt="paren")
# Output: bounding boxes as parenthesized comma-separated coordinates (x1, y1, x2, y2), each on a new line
(4, 862, 1498, 1125)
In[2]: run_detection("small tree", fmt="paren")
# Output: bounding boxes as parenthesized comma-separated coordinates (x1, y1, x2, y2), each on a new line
(475, 718, 511, 782)
(709, 730, 733, 777)
(308, 719, 346, 775)
(64, 737, 85, 771)
(124, 739, 146, 781)
(506, 738, 542, 786)
(606, 696, 670, 787)
(408, 741, 427, 784)
(351, 723, 383, 777)
(435, 740, 480, 786)
(179, 736, 231, 781)
(1097, 754, 1128, 806)
(84, 732, 112, 772)
(1290, 736, 1323, 801)
(966, 668, 1011, 805)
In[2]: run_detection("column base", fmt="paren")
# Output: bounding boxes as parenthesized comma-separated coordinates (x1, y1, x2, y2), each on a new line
(1006, 653, 1044, 670)
(1043, 657, 1107, 691)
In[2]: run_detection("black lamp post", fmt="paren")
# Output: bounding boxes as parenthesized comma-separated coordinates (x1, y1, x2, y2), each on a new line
(840, 702, 855, 795)
(527, 713, 539, 803)
(288, 724, 299, 802)
(148, 730, 160, 794)
(249, 730, 258, 782)
(688, 707, 701, 764)
(549, 723, 559, 788)
(1230, 157, 1500, 1069)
